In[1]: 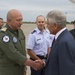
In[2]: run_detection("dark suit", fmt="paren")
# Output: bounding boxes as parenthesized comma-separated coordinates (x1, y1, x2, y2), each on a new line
(43, 29, 75, 75)
(70, 29, 75, 39)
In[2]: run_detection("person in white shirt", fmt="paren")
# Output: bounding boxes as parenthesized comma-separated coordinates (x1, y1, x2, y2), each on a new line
(27, 15, 52, 75)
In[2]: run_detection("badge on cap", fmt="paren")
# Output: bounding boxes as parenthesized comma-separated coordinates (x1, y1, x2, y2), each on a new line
(3, 35, 9, 42)
(13, 37, 17, 43)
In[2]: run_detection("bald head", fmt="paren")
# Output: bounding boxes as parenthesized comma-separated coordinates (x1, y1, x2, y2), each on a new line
(6, 9, 23, 30)
(7, 9, 22, 20)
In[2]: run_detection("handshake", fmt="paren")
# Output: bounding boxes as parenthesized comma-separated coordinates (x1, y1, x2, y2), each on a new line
(24, 59, 46, 71)
(32, 59, 46, 70)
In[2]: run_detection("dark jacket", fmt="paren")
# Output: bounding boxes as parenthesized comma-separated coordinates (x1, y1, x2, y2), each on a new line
(70, 29, 75, 39)
(43, 29, 75, 75)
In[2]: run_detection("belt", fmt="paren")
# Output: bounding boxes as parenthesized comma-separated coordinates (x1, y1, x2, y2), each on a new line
(30, 55, 47, 60)
(36, 55, 47, 59)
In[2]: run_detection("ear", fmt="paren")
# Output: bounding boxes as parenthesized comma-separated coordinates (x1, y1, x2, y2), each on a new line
(7, 19, 12, 22)
(54, 23, 58, 26)
(54, 23, 58, 29)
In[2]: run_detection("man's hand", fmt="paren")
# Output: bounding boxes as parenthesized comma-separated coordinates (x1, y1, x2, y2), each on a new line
(33, 59, 45, 70)
(24, 59, 45, 71)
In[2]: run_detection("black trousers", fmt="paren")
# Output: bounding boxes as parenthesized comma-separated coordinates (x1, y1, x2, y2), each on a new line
(30, 55, 47, 75)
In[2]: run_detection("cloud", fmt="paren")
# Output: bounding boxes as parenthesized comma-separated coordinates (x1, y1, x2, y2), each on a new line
(0, 0, 75, 22)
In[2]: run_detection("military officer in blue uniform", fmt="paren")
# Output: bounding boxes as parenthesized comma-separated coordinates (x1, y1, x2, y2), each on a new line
(27, 15, 53, 75)
(0, 9, 43, 75)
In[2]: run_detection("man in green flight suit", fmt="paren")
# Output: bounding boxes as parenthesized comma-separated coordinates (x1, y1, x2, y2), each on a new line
(0, 9, 43, 75)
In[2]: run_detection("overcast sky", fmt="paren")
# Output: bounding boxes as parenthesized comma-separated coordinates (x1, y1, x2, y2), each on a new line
(0, 0, 75, 22)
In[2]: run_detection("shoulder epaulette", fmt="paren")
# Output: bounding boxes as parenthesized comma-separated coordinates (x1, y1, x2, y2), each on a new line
(1, 27, 7, 32)
(46, 30, 48, 33)
(31, 30, 36, 34)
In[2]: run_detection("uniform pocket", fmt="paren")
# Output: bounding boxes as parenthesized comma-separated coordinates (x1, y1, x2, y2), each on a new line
(0, 50, 3, 58)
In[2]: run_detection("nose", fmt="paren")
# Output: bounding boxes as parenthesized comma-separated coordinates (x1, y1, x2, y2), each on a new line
(19, 21, 22, 25)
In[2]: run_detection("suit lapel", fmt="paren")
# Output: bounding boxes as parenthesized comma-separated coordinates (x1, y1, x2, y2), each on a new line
(46, 39, 58, 64)
(46, 29, 68, 64)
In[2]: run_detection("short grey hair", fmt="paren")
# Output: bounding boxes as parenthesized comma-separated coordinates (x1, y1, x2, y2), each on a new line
(36, 15, 45, 21)
(46, 10, 66, 28)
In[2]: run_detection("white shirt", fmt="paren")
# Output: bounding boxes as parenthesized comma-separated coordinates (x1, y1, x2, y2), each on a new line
(55, 27, 67, 40)
(27, 27, 52, 56)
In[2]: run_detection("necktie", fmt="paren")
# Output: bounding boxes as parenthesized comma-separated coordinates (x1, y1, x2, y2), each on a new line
(52, 38, 55, 47)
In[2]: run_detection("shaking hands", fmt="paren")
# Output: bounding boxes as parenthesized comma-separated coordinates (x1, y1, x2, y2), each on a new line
(32, 59, 45, 70)
(24, 59, 46, 71)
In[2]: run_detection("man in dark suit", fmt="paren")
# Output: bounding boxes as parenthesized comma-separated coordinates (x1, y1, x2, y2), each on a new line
(69, 21, 75, 39)
(43, 10, 75, 75)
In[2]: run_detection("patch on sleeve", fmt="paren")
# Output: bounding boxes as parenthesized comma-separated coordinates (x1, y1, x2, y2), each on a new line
(13, 37, 17, 43)
(2, 35, 9, 42)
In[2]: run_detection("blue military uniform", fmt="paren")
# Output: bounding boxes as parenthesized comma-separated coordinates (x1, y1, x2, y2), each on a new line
(27, 27, 53, 75)
(27, 27, 51, 56)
